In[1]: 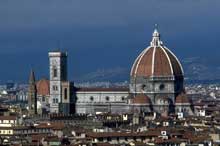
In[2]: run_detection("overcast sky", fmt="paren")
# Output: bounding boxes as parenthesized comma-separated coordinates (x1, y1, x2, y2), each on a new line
(0, 0, 220, 83)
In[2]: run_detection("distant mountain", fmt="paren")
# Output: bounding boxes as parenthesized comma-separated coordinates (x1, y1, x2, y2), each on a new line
(75, 57, 220, 84)
(183, 57, 220, 82)
(75, 67, 129, 82)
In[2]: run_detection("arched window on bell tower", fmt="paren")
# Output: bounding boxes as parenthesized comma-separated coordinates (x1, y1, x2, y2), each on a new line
(53, 67, 57, 78)
(64, 88, 68, 100)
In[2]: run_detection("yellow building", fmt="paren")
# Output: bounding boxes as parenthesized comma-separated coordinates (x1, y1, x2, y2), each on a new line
(0, 116, 17, 136)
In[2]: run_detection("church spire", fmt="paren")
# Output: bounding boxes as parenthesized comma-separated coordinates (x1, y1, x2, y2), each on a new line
(150, 24, 163, 47)
(28, 69, 37, 115)
(29, 69, 36, 84)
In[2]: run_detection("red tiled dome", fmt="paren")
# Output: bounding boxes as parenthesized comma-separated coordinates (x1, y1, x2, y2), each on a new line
(132, 94, 150, 104)
(131, 29, 183, 78)
(36, 79, 50, 96)
(175, 93, 190, 104)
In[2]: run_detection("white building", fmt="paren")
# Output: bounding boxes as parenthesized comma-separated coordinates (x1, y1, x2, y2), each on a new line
(44, 29, 193, 116)
(49, 51, 68, 113)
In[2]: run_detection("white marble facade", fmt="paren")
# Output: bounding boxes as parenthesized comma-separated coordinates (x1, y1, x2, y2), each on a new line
(49, 51, 67, 113)
(75, 89, 130, 114)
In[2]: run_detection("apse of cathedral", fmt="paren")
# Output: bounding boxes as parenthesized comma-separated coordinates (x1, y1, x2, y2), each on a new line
(28, 28, 193, 117)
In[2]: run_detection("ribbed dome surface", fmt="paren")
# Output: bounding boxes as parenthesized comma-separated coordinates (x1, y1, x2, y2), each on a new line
(36, 79, 50, 96)
(131, 29, 183, 78)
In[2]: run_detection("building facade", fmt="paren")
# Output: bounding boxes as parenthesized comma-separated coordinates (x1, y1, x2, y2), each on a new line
(48, 51, 68, 113)
(59, 81, 75, 114)
(33, 29, 193, 116)
(36, 79, 50, 114)
(75, 88, 129, 114)
(129, 29, 191, 116)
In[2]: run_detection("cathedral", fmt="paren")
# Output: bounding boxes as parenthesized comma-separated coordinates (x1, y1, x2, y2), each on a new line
(28, 28, 193, 117)
(129, 29, 192, 116)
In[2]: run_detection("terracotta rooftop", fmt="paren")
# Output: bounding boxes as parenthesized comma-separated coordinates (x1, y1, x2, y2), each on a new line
(87, 131, 160, 138)
(132, 94, 151, 104)
(50, 122, 65, 130)
(0, 116, 16, 120)
(155, 137, 187, 144)
(175, 93, 190, 104)
(131, 30, 183, 78)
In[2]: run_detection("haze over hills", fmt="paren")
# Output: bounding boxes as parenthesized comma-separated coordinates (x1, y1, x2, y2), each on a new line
(1, 55, 220, 83)
(0, 0, 220, 84)
(74, 57, 220, 84)
(183, 57, 220, 83)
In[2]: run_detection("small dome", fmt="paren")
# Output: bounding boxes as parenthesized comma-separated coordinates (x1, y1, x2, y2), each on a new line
(156, 96, 171, 105)
(132, 94, 150, 104)
(36, 79, 50, 96)
(131, 29, 183, 78)
(175, 93, 190, 104)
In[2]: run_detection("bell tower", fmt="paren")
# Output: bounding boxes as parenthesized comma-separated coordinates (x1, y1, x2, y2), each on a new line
(28, 69, 37, 115)
(49, 50, 67, 113)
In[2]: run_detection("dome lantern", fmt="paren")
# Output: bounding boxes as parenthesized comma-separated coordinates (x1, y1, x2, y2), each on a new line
(150, 28, 163, 47)
(130, 29, 184, 78)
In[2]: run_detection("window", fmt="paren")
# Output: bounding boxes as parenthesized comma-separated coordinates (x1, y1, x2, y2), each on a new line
(53, 85, 58, 91)
(121, 96, 125, 101)
(42, 96, 45, 102)
(53, 98, 56, 103)
(159, 84, 165, 90)
(64, 88, 68, 100)
(106, 96, 109, 101)
(107, 137, 111, 141)
(90, 96, 94, 101)
(55, 98, 58, 103)
(141, 84, 146, 90)
(53, 68, 57, 78)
